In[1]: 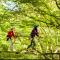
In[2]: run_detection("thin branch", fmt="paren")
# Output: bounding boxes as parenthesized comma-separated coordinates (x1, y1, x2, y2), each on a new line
(54, 0, 60, 9)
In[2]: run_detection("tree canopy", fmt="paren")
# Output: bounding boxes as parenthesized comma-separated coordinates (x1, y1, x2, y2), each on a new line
(0, 0, 60, 59)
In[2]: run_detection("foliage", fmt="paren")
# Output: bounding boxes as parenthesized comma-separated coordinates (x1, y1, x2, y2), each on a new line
(0, 0, 60, 59)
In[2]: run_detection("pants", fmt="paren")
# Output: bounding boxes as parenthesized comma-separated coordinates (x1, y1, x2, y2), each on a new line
(7, 37, 13, 51)
(27, 37, 36, 49)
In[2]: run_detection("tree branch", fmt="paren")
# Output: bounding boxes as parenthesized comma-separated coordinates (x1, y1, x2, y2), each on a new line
(54, 0, 60, 9)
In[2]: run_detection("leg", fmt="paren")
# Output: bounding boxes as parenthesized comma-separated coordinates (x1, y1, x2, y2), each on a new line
(10, 43, 13, 51)
(10, 39, 13, 51)
(32, 38, 36, 49)
(27, 41, 32, 49)
(27, 37, 34, 49)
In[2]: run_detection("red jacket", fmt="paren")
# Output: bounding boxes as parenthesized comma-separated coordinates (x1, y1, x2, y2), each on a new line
(7, 31, 15, 38)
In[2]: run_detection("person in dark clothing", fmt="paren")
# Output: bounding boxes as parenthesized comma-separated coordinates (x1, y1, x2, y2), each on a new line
(27, 25, 39, 49)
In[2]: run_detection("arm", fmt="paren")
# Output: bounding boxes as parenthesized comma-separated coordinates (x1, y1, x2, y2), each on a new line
(36, 29, 39, 37)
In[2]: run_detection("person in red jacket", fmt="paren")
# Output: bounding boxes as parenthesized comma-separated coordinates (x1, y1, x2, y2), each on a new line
(27, 25, 39, 49)
(7, 28, 16, 51)
(7, 28, 15, 40)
